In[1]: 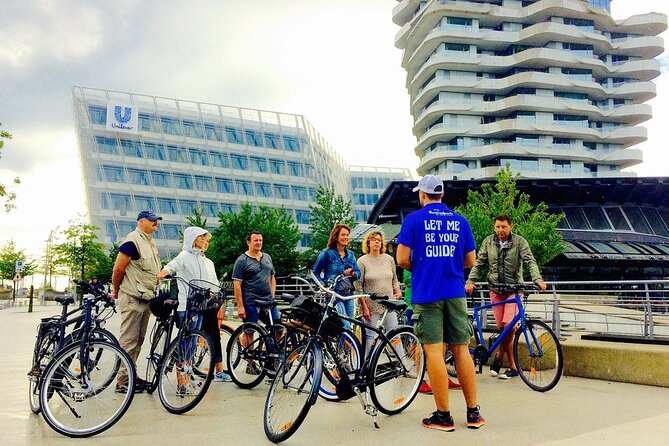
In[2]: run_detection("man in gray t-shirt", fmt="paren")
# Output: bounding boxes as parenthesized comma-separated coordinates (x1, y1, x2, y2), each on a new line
(232, 231, 277, 324)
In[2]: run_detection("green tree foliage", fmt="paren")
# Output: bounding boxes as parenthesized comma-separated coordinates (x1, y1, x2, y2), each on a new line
(307, 186, 355, 262)
(178, 207, 208, 244)
(455, 165, 565, 269)
(208, 204, 302, 278)
(90, 242, 119, 287)
(0, 123, 21, 212)
(0, 240, 37, 282)
(52, 217, 108, 281)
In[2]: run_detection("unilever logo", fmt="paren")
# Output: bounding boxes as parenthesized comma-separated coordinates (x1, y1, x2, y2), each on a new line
(112, 105, 134, 130)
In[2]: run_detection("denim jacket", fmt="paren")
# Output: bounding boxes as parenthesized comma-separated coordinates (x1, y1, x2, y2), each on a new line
(312, 248, 360, 295)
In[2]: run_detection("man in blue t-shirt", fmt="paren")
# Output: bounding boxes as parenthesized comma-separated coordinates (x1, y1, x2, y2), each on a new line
(397, 175, 485, 432)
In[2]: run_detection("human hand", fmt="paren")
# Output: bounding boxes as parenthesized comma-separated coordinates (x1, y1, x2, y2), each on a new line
(111, 290, 118, 300)
(362, 307, 371, 320)
(393, 288, 402, 299)
(465, 283, 475, 295)
(237, 305, 246, 319)
(343, 268, 353, 277)
(537, 280, 547, 291)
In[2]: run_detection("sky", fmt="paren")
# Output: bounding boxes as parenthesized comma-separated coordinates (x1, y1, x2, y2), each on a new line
(1, 0, 668, 268)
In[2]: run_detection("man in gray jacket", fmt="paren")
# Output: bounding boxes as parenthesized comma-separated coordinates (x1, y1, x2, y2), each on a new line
(465, 214, 546, 380)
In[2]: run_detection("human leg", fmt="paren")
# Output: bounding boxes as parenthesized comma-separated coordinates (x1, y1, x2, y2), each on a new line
(117, 293, 149, 388)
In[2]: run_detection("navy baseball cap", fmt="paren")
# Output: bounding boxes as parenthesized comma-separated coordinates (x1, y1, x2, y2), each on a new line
(137, 210, 162, 221)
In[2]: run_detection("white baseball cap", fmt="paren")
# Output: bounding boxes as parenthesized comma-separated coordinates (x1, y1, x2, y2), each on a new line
(412, 175, 444, 194)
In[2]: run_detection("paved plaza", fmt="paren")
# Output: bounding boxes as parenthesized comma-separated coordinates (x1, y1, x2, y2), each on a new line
(2, 302, 669, 446)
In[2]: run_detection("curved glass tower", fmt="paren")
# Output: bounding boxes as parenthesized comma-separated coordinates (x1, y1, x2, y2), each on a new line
(392, 0, 667, 179)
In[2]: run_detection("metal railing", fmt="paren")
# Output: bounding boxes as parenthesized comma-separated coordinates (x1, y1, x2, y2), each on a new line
(470, 280, 669, 341)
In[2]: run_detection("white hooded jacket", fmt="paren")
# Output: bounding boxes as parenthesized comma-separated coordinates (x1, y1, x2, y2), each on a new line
(163, 227, 219, 312)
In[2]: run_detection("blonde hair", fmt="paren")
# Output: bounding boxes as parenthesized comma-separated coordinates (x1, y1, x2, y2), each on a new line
(362, 230, 386, 254)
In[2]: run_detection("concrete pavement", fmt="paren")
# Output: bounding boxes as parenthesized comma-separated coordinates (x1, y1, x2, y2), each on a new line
(2, 302, 669, 446)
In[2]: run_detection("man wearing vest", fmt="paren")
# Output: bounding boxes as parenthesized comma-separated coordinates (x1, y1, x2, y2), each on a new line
(111, 210, 162, 393)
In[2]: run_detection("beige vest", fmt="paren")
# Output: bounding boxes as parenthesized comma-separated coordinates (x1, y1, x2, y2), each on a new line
(119, 228, 161, 300)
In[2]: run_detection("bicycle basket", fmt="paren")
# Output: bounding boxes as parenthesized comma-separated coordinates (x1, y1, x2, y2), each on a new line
(187, 279, 225, 313)
(280, 295, 323, 333)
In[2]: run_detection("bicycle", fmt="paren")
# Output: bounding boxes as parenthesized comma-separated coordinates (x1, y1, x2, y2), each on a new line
(28, 281, 118, 415)
(263, 272, 425, 443)
(445, 284, 563, 392)
(226, 294, 303, 389)
(38, 280, 135, 438)
(151, 276, 224, 414)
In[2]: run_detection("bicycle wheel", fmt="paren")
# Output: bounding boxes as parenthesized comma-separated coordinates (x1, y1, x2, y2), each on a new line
(226, 323, 268, 389)
(264, 342, 322, 443)
(369, 326, 424, 415)
(513, 319, 563, 392)
(158, 329, 214, 414)
(39, 340, 135, 438)
(319, 329, 360, 401)
(29, 333, 58, 414)
(145, 322, 169, 394)
(220, 323, 235, 373)
(65, 327, 120, 347)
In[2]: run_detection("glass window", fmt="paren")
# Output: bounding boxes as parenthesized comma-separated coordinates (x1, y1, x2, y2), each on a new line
(255, 182, 273, 197)
(659, 210, 669, 232)
(622, 206, 652, 234)
(194, 175, 214, 192)
(183, 120, 204, 138)
(102, 166, 125, 183)
(139, 113, 161, 132)
(609, 242, 642, 255)
(351, 177, 364, 189)
(583, 207, 611, 230)
(162, 224, 181, 239)
(88, 106, 106, 125)
(216, 178, 234, 194)
(640, 208, 669, 237)
(308, 187, 316, 200)
(230, 154, 248, 170)
(245, 130, 263, 147)
(156, 197, 177, 214)
(173, 173, 193, 189)
(364, 177, 378, 189)
(264, 133, 281, 149)
(204, 123, 223, 141)
(161, 117, 183, 136)
(283, 136, 301, 152)
(237, 180, 254, 196)
(151, 171, 171, 188)
(563, 207, 590, 229)
(287, 161, 304, 176)
(225, 126, 244, 144)
(144, 142, 166, 160)
(274, 184, 289, 199)
(134, 195, 155, 211)
(167, 145, 188, 163)
(219, 203, 236, 214)
(95, 136, 118, 155)
(210, 151, 229, 168)
(355, 210, 369, 222)
(201, 202, 218, 217)
(250, 156, 268, 173)
(295, 210, 310, 225)
(604, 207, 630, 230)
(106, 222, 118, 242)
(353, 193, 366, 205)
(179, 200, 198, 215)
(110, 194, 131, 213)
(366, 193, 379, 205)
(291, 186, 307, 201)
(269, 159, 286, 175)
(189, 149, 209, 166)
(586, 242, 617, 254)
(120, 140, 143, 158)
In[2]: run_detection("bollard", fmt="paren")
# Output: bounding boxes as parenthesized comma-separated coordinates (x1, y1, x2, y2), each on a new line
(28, 285, 34, 313)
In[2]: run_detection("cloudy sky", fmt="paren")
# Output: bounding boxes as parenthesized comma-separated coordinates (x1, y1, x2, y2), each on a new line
(1, 0, 668, 262)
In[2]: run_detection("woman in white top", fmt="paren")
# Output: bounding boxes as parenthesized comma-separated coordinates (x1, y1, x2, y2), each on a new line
(355, 230, 402, 357)
(157, 227, 230, 382)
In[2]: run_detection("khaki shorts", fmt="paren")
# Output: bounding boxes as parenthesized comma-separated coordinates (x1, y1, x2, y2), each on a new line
(413, 298, 472, 345)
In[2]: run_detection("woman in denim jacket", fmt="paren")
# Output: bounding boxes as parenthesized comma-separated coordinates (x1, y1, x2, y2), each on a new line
(312, 223, 360, 323)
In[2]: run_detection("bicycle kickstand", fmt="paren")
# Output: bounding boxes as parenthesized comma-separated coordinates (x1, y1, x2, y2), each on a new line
(354, 388, 379, 429)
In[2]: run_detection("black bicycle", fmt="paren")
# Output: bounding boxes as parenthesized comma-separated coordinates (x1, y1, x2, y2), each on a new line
(263, 272, 425, 443)
(37, 280, 135, 438)
(150, 276, 224, 414)
(28, 282, 118, 415)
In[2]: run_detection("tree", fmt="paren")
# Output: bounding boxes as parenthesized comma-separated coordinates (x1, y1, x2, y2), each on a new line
(0, 240, 37, 284)
(208, 204, 302, 278)
(90, 242, 119, 287)
(0, 123, 21, 212)
(52, 217, 108, 282)
(178, 207, 208, 243)
(455, 164, 565, 269)
(307, 186, 355, 261)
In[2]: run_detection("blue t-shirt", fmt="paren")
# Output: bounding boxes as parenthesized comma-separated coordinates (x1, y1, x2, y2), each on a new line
(397, 203, 476, 304)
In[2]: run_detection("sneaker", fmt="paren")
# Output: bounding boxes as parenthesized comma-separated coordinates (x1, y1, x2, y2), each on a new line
(214, 371, 232, 382)
(466, 406, 485, 429)
(448, 379, 462, 390)
(246, 362, 262, 376)
(422, 411, 455, 432)
(115, 384, 144, 394)
(490, 358, 503, 377)
(418, 380, 433, 394)
(499, 368, 519, 380)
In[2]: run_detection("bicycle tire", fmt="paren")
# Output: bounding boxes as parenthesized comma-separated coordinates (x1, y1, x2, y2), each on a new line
(226, 323, 269, 389)
(29, 333, 58, 414)
(369, 326, 424, 415)
(220, 323, 235, 374)
(65, 327, 120, 347)
(39, 340, 135, 438)
(158, 329, 214, 414)
(264, 342, 322, 443)
(513, 319, 563, 392)
(145, 322, 169, 394)
(319, 329, 360, 401)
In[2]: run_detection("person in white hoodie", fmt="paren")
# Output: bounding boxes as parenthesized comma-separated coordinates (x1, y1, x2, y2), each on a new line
(157, 226, 231, 382)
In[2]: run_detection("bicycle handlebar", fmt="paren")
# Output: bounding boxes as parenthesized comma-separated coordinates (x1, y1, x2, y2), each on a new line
(308, 271, 370, 302)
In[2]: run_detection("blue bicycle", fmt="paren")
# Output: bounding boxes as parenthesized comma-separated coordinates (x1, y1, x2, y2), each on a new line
(446, 284, 563, 392)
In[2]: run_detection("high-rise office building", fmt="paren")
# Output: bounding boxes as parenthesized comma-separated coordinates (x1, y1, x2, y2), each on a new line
(72, 87, 410, 257)
(392, 0, 667, 179)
